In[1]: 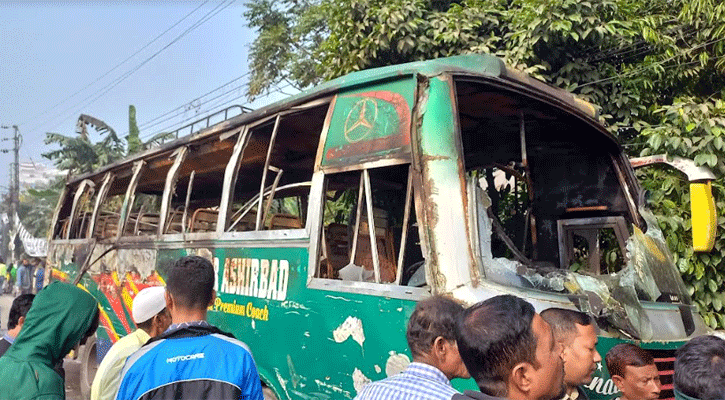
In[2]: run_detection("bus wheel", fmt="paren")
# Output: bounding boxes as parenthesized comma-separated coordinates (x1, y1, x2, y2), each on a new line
(263, 385, 279, 400)
(79, 335, 98, 399)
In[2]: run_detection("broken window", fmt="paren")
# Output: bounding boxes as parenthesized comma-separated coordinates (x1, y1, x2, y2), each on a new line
(164, 133, 237, 234)
(121, 154, 172, 237)
(225, 103, 326, 232)
(317, 164, 423, 286)
(64, 179, 102, 239)
(457, 78, 696, 339)
(92, 168, 138, 240)
(457, 78, 632, 275)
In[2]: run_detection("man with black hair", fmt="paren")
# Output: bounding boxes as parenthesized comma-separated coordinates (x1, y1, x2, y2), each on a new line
(0, 293, 35, 357)
(453, 294, 565, 400)
(355, 295, 470, 400)
(116, 255, 263, 400)
(15, 258, 32, 295)
(541, 308, 601, 400)
(673, 335, 725, 400)
(605, 343, 660, 400)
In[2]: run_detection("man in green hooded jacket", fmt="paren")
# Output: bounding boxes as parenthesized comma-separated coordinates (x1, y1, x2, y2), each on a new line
(0, 281, 99, 400)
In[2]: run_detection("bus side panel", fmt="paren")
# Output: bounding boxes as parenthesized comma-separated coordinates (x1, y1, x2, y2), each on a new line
(47, 243, 162, 346)
(154, 245, 417, 399)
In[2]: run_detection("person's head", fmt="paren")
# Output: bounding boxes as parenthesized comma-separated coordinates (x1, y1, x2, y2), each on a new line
(8, 282, 98, 365)
(7, 293, 35, 337)
(132, 286, 172, 337)
(674, 335, 725, 400)
(21, 258, 28, 266)
(457, 295, 564, 400)
(406, 295, 469, 380)
(165, 255, 216, 317)
(605, 343, 661, 400)
(540, 308, 601, 390)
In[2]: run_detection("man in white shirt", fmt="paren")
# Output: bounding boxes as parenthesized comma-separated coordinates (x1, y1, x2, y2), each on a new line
(90, 286, 171, 400)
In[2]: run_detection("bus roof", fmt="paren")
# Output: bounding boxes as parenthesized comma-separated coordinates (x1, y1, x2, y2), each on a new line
(67, 53, 611, 185)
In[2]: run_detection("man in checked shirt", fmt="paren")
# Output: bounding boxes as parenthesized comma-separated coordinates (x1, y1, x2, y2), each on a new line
(355, 295, 470, 400)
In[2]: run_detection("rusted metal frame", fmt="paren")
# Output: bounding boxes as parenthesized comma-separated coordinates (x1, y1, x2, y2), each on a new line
(557, 216, 629, 270)
(630, 154, 716, 181)
(218, 127, 248, 232)
(256, 115, 281, 230)
(48, 185, 69, 242)
(349, 174, 365, 265)
(609, 154, 642, 227)
(230, 177, 302, 232)
(319, 158, 413, 175)
(158, 146, 189, 236)
(260, 166, 283, 229)
(66, 179, 95, 240)
(116, 160, 146, 241)
(313, 97, 337, 172)
(363, 169, 382, 283)
(395, 166, 414, 285)
(179, 170, 195, 234)
(457, 74, 617, 144)
(466, 175, 482, 262)
(75, 181, 96, 239)
(409, 74, 434, 288)
(87, 172, 115, 239)
(519, 112, 538, 259)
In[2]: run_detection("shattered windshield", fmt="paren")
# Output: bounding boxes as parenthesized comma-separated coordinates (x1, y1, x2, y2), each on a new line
(457, 78, 692, 339)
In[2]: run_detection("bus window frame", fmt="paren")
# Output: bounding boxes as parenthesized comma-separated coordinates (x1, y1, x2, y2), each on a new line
(87, 172, 115, 239)
(116, 160, 146, 240)
(158, 146, 189, 236)
(305, 161, 429, 301)
(66, 179, 96, 240)
(219, 101, 332, 238)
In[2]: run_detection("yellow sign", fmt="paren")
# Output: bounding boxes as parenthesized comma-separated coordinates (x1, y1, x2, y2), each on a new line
(213, 298, 270, 321)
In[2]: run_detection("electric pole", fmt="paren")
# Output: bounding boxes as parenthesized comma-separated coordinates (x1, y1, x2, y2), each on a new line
(1, 124, 20, 265)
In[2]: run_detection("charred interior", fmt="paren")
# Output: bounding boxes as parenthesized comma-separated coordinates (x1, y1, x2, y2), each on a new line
(457, 79, 633, 274)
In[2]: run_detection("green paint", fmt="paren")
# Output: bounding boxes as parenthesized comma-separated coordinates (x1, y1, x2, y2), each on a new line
(322, 78, 415, 167)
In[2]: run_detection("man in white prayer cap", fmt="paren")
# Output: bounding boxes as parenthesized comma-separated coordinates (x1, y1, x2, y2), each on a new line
(90, 286, 171, 400)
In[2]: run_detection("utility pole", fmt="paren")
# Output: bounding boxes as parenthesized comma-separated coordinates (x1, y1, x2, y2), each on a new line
(0, 124, 20, 265)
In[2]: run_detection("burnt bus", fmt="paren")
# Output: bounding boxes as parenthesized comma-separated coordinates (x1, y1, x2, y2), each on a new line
(48, 54, 716, 399)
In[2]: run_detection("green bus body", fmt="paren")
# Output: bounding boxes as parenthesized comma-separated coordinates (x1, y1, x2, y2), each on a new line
(48, 54, 709, 400)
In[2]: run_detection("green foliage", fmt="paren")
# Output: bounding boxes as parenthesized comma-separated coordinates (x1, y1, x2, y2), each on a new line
(638, 98, 725, 329)
(127, 105, 142, 155)
(246, 0, 725, 327)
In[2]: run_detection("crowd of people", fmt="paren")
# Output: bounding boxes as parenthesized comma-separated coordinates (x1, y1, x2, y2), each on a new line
(355, 295, 725, 400)
(0, 255, 724, 400)
(0, 257, 45, 296)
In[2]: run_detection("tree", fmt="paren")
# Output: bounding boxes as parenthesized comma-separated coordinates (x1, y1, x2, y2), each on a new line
(36, 106, 163, 239)
(43, 114, 125, 174)
(246, 0, 725, 327)
(127, 105, 143, 155)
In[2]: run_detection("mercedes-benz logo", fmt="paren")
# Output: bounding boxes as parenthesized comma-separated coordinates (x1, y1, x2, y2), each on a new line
(344, 98, 378, 143)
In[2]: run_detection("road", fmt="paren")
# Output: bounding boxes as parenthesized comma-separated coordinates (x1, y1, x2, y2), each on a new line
(1, 292, 84, 400)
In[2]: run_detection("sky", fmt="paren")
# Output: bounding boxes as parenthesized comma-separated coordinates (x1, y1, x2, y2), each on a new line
(0, 0, 290, 192)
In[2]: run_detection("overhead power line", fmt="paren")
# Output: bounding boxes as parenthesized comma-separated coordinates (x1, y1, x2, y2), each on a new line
(25, 0, 236, 139)
(19, 1, 209, 129)
(132, 71, 251, 135)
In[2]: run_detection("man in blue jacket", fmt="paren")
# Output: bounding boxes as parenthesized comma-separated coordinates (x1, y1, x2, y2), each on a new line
(116, 256, 263, 400)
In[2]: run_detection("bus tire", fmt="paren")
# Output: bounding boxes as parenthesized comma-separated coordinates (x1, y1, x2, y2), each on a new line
(79, 335, 98, 400)
(263, 385, 279, 400)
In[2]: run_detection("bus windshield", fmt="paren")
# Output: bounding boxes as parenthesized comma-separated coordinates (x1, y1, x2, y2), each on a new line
(457, 78, 692, 340)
